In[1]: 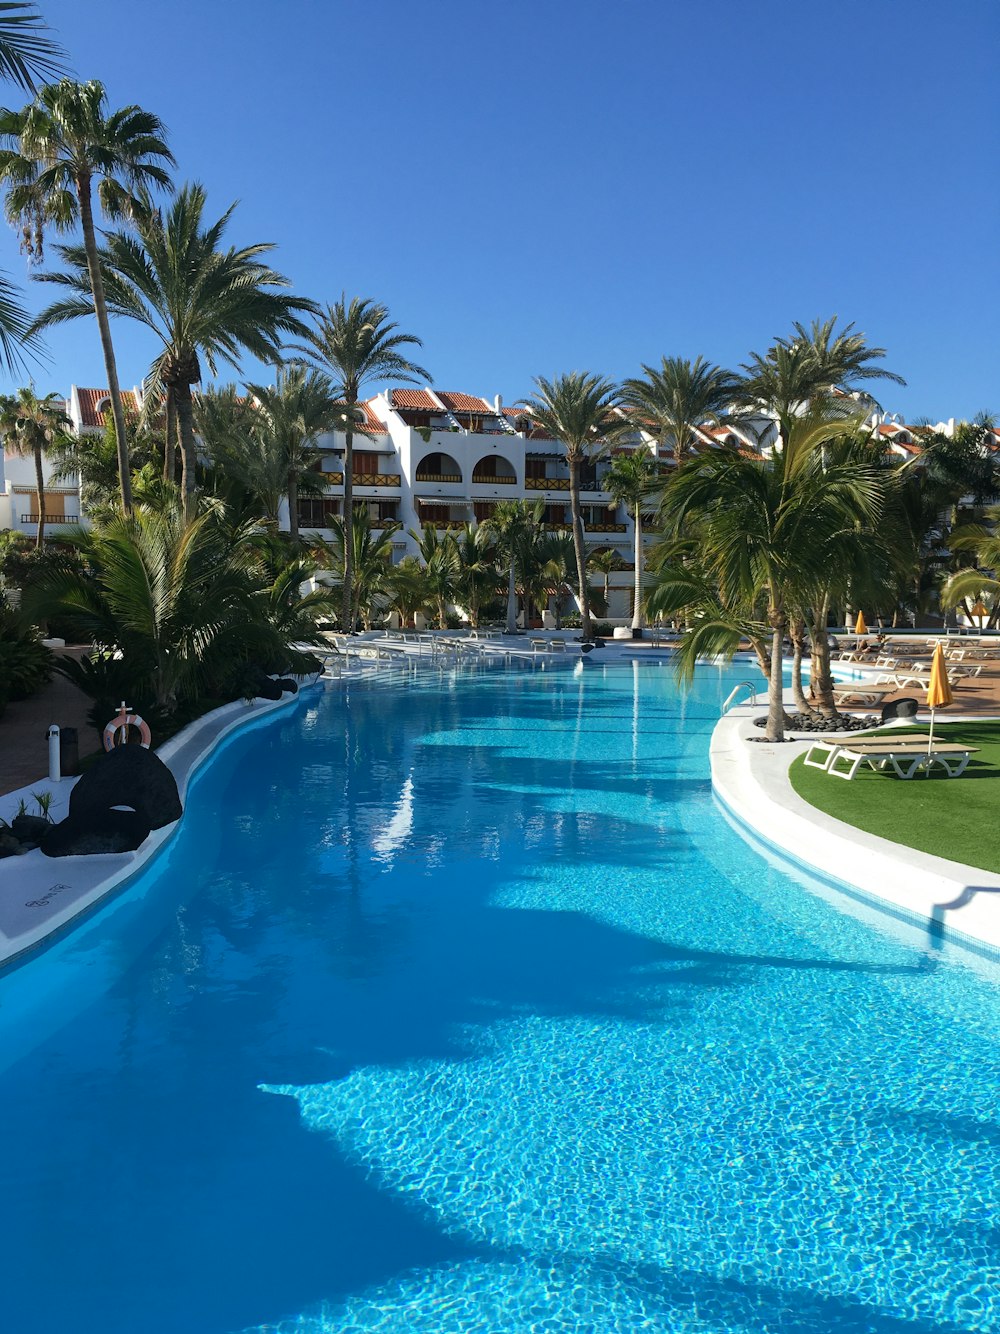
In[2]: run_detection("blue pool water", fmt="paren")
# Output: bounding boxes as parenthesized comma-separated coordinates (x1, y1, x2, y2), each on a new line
(1, 660, 999, 1334)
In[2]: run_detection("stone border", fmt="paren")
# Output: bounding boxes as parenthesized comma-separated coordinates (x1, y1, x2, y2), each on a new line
(0, 685, 316, 971)
(711, 705, 1000, 956)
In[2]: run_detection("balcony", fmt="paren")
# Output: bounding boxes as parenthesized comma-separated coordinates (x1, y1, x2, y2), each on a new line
(525, 476, 570, 491)
(20, 513, 79, 525)
(415, 471, 462, 483)
(543, 521, 626, 534)
(371, 518, 401, 529)
(353, 472, 401, 487)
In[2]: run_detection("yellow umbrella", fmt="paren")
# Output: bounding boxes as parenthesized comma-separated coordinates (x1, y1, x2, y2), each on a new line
(854, 611, 868, 635)
(925, 642, 954, 757)
(971, 600, 988, 630)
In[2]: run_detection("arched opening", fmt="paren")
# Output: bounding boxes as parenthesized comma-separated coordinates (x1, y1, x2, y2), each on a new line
(471, 454, 516, 484)
(415, 452, 462, 482)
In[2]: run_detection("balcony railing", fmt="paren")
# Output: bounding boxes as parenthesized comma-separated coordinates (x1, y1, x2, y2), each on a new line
(414, 471, 462, 483)
(525, 476, 570, 491)
(543, 521, 627, 534)
(420, 519, 467, 530)
(371, 518, 401, 528)
(323, 471, 344, 484)
(471, 473, 517, 485)
(353, 472, 400, 487)
(20, 513, 79, 525)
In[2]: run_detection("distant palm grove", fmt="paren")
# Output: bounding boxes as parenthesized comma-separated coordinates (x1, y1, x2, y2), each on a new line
(0, 4, 995, 748)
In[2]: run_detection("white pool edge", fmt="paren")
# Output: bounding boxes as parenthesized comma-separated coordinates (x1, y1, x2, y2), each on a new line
(710, 706, 1000, 957)
(0, 684, 318, 970)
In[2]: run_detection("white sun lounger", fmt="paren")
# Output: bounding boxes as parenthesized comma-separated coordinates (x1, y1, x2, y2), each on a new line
(804, 737, 977, 780)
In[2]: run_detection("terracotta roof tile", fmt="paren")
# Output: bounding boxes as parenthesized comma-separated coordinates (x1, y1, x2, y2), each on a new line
(437, 391, 492, 414)
(77, 387, 140, 429)
(390, 388, 438, 411)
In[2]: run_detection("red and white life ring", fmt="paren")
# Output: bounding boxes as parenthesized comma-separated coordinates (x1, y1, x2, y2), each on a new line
(103, 702, 151, 752)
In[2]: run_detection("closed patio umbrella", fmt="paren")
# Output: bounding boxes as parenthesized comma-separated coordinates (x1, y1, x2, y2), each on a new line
(925, 642, 954, 758)
(971, 600, 988, 631)
(854, 610, 868, 649)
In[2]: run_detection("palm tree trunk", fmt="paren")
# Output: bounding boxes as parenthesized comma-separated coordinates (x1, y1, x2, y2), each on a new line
(809, 593, 839, 715)
(765, 604, 787, 743)
(341, 418, 355, 630)
(789, 615, 815, 716)
(174, 381, 198, 522)
(506, 555, 517, 633)
(33, 441, 45, 547)
(77, 173, 132, 512)
(163, 389, 176, 484)
(632, 502, 643, 632)
(569, 457, 591, 639)
(288, 473, 299, 543)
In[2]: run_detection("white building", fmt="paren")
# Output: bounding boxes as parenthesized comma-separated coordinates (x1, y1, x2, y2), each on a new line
(0, 385, 141, 536)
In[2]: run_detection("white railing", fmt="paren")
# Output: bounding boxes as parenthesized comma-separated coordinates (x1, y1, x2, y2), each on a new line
(721, 681, 758, 714)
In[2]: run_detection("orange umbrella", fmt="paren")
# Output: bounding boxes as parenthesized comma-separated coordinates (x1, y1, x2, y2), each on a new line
(925, 642, 954, 757)
(971, 600, 988, 630)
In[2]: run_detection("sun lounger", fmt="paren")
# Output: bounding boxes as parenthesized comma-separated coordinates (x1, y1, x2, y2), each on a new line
(804, 737, 978, 780)
(831, 684, 894, 705)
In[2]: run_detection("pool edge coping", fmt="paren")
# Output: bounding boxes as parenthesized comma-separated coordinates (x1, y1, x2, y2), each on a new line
(710, 707, 1000, 957)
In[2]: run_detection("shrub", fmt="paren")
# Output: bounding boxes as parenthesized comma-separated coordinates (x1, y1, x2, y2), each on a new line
(0, 601, 53, 700)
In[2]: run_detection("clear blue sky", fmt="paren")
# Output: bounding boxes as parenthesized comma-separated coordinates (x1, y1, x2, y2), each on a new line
(8, 0, 998, 421)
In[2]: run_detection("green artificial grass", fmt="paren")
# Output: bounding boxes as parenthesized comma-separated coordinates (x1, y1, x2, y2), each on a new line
(788, 722, 1000, 874)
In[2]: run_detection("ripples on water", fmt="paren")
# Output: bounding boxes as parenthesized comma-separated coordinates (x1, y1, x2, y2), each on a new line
(0, 661, 998, 1333)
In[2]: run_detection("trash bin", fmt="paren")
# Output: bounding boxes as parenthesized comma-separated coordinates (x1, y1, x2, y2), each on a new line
(59, 726, 80, 777)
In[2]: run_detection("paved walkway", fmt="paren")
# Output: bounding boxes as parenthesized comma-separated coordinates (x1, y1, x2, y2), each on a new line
(0, 650, 96, 796)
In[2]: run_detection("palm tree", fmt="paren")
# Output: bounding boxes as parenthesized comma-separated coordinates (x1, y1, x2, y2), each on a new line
(0, 384, 71, 544)
(408, 522, 459, 628)
(453, 522, 499, 628)
(538, 529, 577, 628)
(30, 183, 314, 520)
(386, 555, 432, 629)
(244, 366, 345, 542)
(604, 449, 659, 632)
(25, 504, 291, 711)
(621, 356, 742, 465)
(0, 79, 175, 509)
(48, 413, 162, 518)
(0, 5, 66, 92)
(519, 373, 626, 640)
(482, 497, 543, 634)
(321, 505, 401, 630)
(660, 409, 883, 741)
(294, 296, 430, 631)
(586, 546, 616, 617)
(740, 319, 904, 707)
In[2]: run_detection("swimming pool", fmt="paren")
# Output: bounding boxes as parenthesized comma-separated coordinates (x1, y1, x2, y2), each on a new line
(1, 660, 998, 1333)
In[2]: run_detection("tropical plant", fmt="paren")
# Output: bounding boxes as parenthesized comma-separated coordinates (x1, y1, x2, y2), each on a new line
(0, 593, 52, 701)
(452, 522, 499, 628)
(386, 555, 432, 629)
(621, 356, 741, 465)
(586, 546, 616, 617)
(518, 373, 626, 640)
(30, 182, 314, 519)
(318, 505, 401, 630)
(294, 296, 430, 631)
(0, 79, 175, 507)
(48, 412, 160, 517)
(481, 497, 543, 633)
(0, 5, 65, 92)
(0, 385, 71, 544)
(538, 529, 577, 628)
(244, 366, 345, 542)
(604, 449, 659, 632)
(740, 317, 905, 451)
(658, 409, 884, 741)
(407, 522, 460, 629)
(22, 503, 298, 712)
